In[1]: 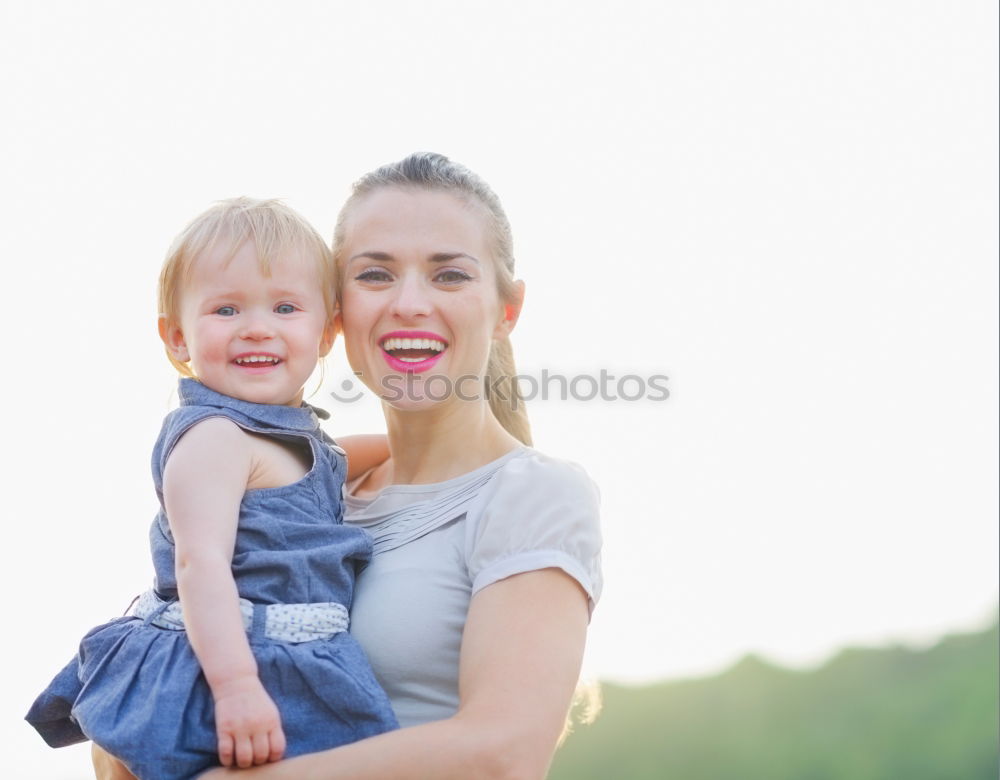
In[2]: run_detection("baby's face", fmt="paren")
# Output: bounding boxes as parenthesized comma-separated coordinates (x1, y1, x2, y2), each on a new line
(162, 241, 334, 406)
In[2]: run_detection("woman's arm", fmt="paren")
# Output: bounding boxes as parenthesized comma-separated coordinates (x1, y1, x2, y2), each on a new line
(165, 418, 286, 768)
(203, 567, 589, 779)
(336, 434, 390, 482)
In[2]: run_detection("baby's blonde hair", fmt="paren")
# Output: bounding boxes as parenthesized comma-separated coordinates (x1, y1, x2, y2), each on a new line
(158, 197, 335, 376)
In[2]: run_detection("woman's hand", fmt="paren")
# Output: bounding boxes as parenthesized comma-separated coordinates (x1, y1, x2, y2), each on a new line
(337, 434, 390, 482)
(213, 676, 286, 767)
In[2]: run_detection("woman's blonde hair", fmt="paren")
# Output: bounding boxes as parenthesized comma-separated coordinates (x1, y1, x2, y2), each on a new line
(158, 197, 335, 377)
(332, 153, 532, 445)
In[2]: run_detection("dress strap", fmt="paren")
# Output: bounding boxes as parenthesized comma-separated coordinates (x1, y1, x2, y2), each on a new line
(250, 603, 267, 641)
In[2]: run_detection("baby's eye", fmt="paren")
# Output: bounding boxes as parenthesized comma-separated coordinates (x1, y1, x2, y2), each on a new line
(434, 269, 473, 284)
(275, 303, 297, 314)
(215, 305, 237, 316)
(355, 268, 393, 283)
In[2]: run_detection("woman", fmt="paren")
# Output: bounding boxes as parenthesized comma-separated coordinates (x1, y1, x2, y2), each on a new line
(96, 153, 602, 779)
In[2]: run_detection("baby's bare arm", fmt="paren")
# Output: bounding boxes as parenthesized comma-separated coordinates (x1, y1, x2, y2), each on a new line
(165, 418, 286, 767)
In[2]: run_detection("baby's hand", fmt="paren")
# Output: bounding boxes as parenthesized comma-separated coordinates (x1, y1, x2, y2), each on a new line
(212, 676, 286, 768)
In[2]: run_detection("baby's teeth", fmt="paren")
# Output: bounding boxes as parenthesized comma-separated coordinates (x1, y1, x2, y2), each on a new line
(238, 356, 277, 364)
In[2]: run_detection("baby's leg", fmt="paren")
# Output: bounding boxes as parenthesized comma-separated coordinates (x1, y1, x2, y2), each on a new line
(92, 745, 137, 780)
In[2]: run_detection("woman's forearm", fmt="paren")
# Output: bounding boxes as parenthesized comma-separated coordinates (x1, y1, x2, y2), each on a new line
(207, 714, 514, 780)
(204, 569, 589, 780)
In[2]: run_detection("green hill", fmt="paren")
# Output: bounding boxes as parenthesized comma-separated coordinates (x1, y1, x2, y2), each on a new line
(551, 622, 999, 779)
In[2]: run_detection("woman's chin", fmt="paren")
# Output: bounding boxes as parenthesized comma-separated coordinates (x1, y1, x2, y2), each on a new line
(378, 380, 486, 416)
(378, 393, 450, 414)
(369, 370, 456, 411)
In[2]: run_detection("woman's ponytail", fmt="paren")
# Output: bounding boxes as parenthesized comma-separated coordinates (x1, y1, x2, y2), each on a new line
(487, 336, 532, 445)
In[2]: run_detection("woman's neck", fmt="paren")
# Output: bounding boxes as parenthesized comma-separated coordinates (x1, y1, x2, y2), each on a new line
(378, 399, 523, 487)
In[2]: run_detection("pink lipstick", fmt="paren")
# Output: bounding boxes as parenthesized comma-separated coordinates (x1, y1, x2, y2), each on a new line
(379, 331, 448, 374)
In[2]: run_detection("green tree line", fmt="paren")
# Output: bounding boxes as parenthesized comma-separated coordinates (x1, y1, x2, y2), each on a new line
(551, 620, 999, 779)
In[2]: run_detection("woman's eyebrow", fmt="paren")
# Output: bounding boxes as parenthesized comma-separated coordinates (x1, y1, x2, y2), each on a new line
(347, 251, 480, 265)
(430, 252, 480, 265)
(348, 251, 393, 263)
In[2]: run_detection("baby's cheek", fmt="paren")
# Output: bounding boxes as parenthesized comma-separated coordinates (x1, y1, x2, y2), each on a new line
(198, 343, 229, 365)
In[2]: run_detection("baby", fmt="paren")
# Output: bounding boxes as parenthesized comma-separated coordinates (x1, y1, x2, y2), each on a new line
(26, 198, 398, 779)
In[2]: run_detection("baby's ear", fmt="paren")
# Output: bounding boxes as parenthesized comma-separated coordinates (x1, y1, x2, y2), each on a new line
(319, 316, 339, 358)
(158, 314, 190, 363)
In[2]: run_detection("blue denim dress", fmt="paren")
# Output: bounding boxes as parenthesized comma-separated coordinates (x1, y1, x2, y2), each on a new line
(26, 379, 398, 779)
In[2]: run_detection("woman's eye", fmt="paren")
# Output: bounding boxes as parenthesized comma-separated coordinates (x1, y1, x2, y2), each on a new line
(434, 269, 473, 284)
(215, 305, 237, 316)
(355, 268, 393, 283)
(275, 303, 297, 314)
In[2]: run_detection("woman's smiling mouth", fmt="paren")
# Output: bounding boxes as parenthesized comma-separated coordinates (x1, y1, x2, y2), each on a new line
(379, 331, 448, 373)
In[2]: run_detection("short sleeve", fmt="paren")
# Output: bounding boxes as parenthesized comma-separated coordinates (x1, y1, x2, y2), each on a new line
(465, 450, 603, 615)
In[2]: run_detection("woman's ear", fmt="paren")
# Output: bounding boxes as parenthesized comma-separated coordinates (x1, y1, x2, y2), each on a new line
(493, 280, 526, 339)
(158, 314, 190, 363)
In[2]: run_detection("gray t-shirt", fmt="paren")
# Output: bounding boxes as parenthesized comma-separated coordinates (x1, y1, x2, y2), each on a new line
(344, 446, 603, 728)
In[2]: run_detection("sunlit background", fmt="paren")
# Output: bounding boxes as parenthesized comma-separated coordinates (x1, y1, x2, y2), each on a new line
(2, 2, 996, 777)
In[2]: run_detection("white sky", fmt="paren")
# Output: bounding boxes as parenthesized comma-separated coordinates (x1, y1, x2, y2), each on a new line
(2, 2, 997, 777)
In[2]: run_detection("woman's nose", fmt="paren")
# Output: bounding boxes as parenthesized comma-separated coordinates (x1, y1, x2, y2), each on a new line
(390, 274, 432, 319)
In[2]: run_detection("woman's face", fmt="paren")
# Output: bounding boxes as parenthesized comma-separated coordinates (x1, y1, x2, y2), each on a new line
(338, 187, 517, 410)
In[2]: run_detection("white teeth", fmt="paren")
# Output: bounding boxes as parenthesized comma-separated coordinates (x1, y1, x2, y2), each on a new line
(236, 355, 279, 365)
(381, 338, 446, 352)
